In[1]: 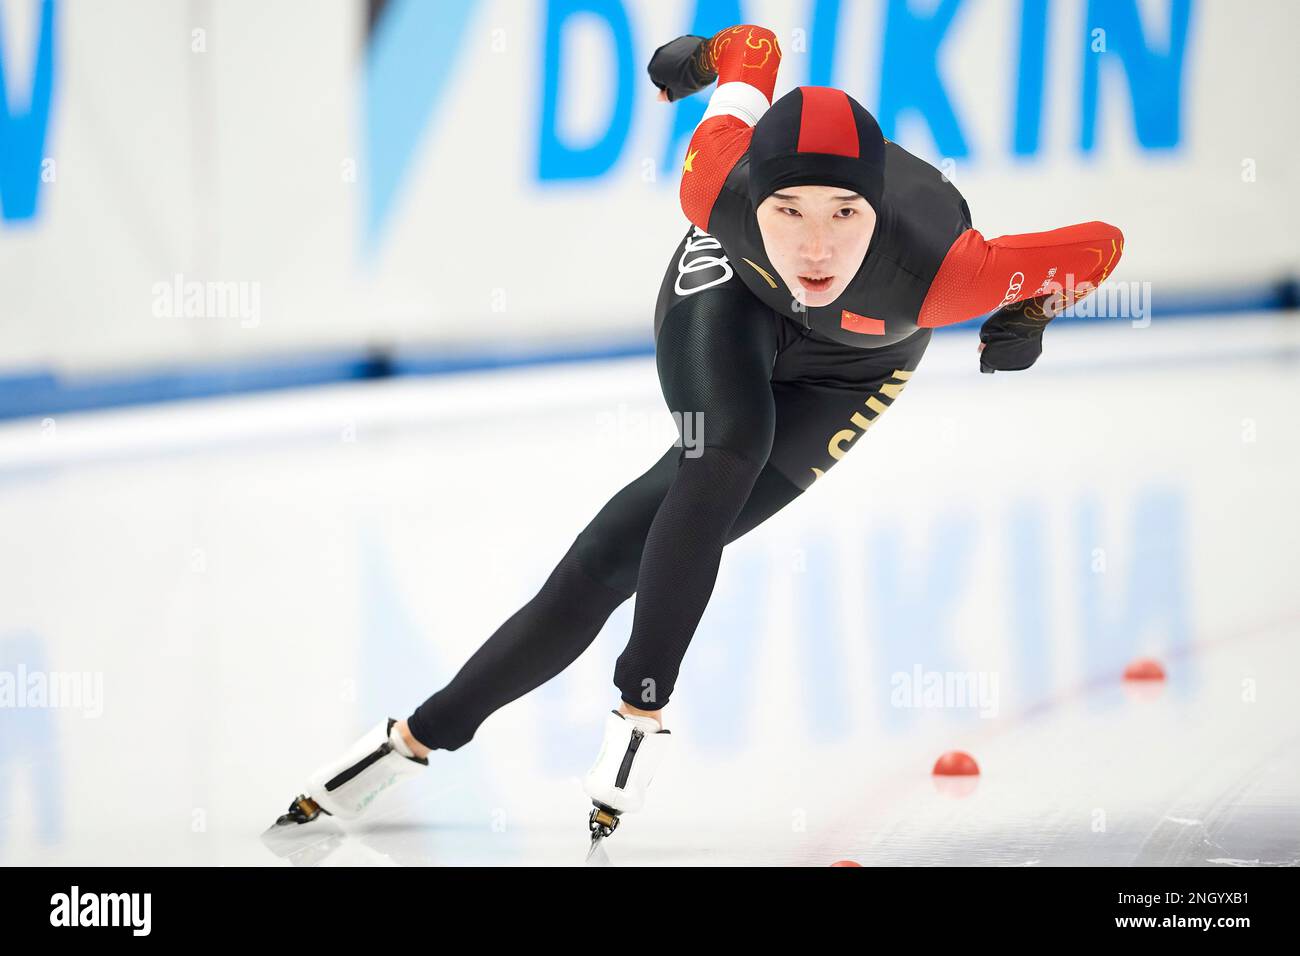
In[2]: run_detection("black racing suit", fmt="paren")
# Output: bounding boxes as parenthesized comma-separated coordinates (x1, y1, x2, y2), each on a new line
(404, 27, 1118, 749)
(407, 176, 944, 749)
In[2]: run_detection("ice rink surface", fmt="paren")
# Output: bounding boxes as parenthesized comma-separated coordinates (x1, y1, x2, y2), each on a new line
(2, 314, 1298, 866)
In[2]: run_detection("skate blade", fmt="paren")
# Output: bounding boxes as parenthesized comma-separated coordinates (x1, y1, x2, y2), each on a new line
(585, 803, 620, 864)
(586, 834, 611, 866)
(260, 815, 346, 865)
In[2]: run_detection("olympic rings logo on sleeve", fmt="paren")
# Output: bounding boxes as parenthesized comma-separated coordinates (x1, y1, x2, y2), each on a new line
(998, 271, 1025, 307)
(675, 226, 735, 295)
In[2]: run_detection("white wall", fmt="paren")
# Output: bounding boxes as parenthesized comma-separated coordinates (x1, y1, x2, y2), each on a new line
(0, 0, 1297, 375)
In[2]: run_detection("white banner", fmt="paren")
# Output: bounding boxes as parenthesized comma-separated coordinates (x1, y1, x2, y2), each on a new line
(0, 0, 1296, 375)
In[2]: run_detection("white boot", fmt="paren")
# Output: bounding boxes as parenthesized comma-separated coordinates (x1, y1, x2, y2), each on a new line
(276, 718, 428, 825)
(583, 710, 673, 815)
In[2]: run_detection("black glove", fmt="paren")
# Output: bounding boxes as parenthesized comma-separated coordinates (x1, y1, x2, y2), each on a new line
(978, 297, 1053, 373)
(647, 35, 715, 102)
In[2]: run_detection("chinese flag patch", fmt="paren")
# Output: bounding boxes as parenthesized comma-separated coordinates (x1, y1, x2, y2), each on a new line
(841, 310, 884, 334)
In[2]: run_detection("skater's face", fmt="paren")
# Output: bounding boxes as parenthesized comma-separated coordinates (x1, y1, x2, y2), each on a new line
(756, 185, 876, 309)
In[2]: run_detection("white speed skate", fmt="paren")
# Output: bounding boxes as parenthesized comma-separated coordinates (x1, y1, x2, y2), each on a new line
(272, 718, 428, 826)
(583, 710, 673, 859)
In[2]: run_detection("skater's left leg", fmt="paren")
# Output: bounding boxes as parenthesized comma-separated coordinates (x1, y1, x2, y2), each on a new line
(607, 461, 806, 726)
(611, 289, 780, 714)
(611, 325, 935, 713)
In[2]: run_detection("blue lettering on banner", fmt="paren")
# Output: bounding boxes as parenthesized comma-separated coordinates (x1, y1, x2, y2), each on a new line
(0, 632, 63, 849)
(1077, 488, 1192, 701)
(0, 0, 55, 224)
(808, 0, 842, 88)
(1013, 0, 1050, 156)
(1007, 498, 1050, 695)
(877, 0, 969, 158)
(533, 0, 1195, 185)
(872, 509, 976, 730)
(530, 485, 1190, 758)
(1081, 0, 1193, 152)
(678, 549, 764, 755)
(797, 538, 851, 742)
(539, 0, 635, 180)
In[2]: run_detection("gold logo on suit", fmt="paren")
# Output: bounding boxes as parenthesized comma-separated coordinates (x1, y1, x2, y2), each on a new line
(810, 368, 913, 482)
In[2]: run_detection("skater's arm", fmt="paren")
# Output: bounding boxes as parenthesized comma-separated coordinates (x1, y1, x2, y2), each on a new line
(917, 220, 1125, 329)
(911, 219, 1125, 372)
(646, 34, 715, 103)
(653, 25, 782, 232)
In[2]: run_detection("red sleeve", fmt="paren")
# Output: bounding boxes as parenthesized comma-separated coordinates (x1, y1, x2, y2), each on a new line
(678, 25, 782, 232)
(917, 221, 1125, 328)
